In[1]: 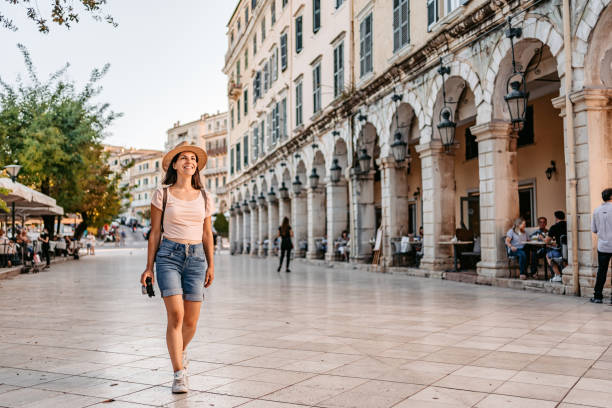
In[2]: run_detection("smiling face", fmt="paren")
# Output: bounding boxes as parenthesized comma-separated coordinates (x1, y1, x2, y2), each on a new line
(172, 151, 198, 177)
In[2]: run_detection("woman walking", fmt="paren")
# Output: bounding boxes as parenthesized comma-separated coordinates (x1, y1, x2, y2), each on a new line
(277, 217, 293, 272)
(140, 142, 215, 394)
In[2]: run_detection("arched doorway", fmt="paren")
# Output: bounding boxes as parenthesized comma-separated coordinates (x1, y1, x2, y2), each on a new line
(307, 150, 327, 259)
(327, 138, 350, 261)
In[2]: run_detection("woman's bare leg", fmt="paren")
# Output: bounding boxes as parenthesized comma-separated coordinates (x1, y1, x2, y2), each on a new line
(182, 300, 202, 351)
(163, 295, 184, 372)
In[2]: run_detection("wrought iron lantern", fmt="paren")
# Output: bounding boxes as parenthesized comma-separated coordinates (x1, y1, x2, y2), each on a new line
(242, 200, 249, 211)
(4, 164, 21, 182)
(292, 175, 303, 195)
(437, 108, 456, 149)
(267, 187, 277, 202)
(257, 192, 266, 206)
(332, 130, 340, 137)
(279, 181, 289, 199)
(436, 58, 456, 151)
(504, 17, 529, 132)
(391, 131, 408, 163)
(309, 168, 320, 188)
(229, 204, 235, 215)
(330, 158, 342, 183)
(249, 195, 257, 209)
(358, 148, 371, 174)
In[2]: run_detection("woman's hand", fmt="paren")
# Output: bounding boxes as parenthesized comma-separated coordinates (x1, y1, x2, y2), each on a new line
(204, 266, 214, 288)
(140, 268, 155, 286)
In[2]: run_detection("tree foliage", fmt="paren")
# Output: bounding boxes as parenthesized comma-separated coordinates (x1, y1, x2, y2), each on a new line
(0, 44, 126, 239)
(213, 212, 228, 237)
(1, 0, 117, 33)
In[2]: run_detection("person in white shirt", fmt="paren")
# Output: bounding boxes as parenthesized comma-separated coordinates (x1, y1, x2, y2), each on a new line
(591, 188, 612, 304)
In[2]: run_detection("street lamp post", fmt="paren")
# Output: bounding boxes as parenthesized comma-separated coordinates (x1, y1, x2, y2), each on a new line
(4, 164, 22, 240)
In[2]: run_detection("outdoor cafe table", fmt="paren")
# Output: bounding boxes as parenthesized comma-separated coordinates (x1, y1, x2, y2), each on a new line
(524, 240, 549, 279)
(439, 241, 473, 272)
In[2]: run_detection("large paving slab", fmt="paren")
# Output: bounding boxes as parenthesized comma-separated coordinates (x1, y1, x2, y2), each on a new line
(0, 246, 611, 407)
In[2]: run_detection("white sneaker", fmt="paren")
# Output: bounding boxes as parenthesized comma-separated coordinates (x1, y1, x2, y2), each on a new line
(551, 275, 562, 283)
(172, 369, 188, 394)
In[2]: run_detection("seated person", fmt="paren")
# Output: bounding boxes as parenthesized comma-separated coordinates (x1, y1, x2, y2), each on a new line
(336, 231, 349, 261)
(0, 229, 16, 267)
(506, 218, 528, 279)
(16, 229, 33, 261)
(546, 211, 567, 282)
(529, 216, 548, 276)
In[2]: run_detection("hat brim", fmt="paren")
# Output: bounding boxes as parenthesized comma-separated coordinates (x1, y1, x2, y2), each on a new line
(162, 145, 208, 172)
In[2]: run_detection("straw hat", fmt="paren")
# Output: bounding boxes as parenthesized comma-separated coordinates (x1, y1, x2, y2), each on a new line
(162, 141, 208, 172)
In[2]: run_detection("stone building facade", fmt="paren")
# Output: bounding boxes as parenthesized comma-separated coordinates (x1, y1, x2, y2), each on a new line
(129, 152, 164, 223)
(224, 0, 612, 297)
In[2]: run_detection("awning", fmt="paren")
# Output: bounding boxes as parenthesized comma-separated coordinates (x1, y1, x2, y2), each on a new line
(0, 178, 63, 214)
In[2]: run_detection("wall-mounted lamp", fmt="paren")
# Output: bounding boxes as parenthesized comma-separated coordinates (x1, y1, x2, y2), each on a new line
(279, 182, 289, 199)
(357, 112, 368, 123)
(436, 57, 456, 151)
(504, 17, 529, 132)
(330, 158, 342, 184)
(332, 130, 340, 137)
(545, 160, 557, 180)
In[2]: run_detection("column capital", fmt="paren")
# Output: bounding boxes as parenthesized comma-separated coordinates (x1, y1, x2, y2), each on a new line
(470, 121, 513, 142)
(378, 156, 408, 170)
(415, 140, 457, 158)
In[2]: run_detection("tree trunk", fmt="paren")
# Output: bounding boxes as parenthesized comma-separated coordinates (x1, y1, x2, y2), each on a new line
(74, 214, 89, 240)
(43, 215, 55, 239)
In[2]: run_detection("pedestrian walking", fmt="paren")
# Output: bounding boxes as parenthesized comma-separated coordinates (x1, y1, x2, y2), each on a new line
(277, 216, 293, 272)
(38, 228, 50, 269)
(140, 142, 215, 394)
(120, 229, 126, 247)
(591, 188, 612, 304)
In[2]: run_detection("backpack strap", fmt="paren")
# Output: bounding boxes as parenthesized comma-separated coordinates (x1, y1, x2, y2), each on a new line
(201, 189, 208, 215)
(160, 187, 168, 233)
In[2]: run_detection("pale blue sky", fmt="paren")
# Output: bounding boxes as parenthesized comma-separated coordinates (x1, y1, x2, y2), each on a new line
(0, 1, 236, 150)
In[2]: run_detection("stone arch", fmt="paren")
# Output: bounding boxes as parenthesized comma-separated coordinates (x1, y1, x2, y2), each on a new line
(575, 0, 612, 88)
(385, 90, 426, 145)
(354, 121, 379, 167)
(584, 1, 612, 87)
(218, 199, 228, 213)
(482, 15, 564, 123)
(311, 149, 326, 185)
(425, 59, 483, 137)
(260, 179, 268, 200)
(332, 137, 349, 177)
(354, 109, 384, 149)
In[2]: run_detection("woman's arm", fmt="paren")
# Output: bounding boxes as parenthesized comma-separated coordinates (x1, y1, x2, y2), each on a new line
(141, 204, 162, 285)
(202, 216, 215, 288)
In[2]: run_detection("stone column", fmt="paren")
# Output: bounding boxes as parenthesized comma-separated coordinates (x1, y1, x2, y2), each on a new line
(415, 141, 455, 270)
(242, 205, 251, 254)
(306, 187, 326, 259)
(279, 198, 291, 223)
(291, 193, 307, 257)
(348, 169, 376, 262)
(235, 210, 243, 254)
(258, 203, 268, 256)
(470, 122, 518, 278)
(326, 180, 349, 261)
(553, 90, 612, 296)
(229, 211, 235, 254)
(268, 198, 279, 256)
(250, 203, 259, 256)
(380, 157, 411, 267)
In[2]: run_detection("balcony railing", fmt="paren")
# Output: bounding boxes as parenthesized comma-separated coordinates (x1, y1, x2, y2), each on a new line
(207, 146, 227, 156)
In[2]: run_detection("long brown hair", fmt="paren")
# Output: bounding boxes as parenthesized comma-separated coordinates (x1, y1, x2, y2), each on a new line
(162, 152, 204, 189)
(280, 216, 290, 235)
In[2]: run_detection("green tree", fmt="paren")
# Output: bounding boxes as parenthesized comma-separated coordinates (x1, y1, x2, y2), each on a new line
(213, 212, 229, 238)
(0, 44, 125, 239)
(1, 0, 117, 33)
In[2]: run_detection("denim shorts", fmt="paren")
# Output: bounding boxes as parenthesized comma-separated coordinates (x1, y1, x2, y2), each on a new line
(155, 238, 207, 301)
(547, 248, 562, 259)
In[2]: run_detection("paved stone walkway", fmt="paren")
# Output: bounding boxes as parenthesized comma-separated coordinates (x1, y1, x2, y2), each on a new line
(0, 248, 611, 408)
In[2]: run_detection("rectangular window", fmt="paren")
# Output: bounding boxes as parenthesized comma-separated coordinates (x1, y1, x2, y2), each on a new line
(245, 6, 249, 25)
(243, 134, 249, 167)
(313, 0, 321, 33)
(295, 81, 303, 126)
(271, 0, 276, 25)
(261, 17, 266, 40)
(254, 71, 261, 102)
(237, 100, 241, 123)
(271, 47, 278, 82)
(253, 34, 257, 54)
(518, 105, 534, 147)
(333, 42, 344, 98)
(230, 107, 235, 129)
(295, 16, 303, 53)
(208, 179, 211, 189)
(266, 112, 273, 148)
(236, 143, 241, 171)
(243, 88, 248, 115)
(282, 0, 287, 7)
(259, 120, 265, 155)
(519, 183, 536, 227)
(253, 126, 259, 160)
(236, 60, 241, 84)
(244, 49, 248, 69)
(465, 127, 478, 160)
(446, 0, 461, 14)
(280, 33, 288, 71)
(427, 0, 438, 29)
(251, 0, 257, 9)
(263, 62, 270, 92)
(216, 178, 219, 188)
(336, 0, 344, 8)
(223, 176, 226, 186)
(280, 97, 287, 139)
(393, 0, 410, 52)
(313, 63, 321, 113)
(360, 13, 373, 78)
